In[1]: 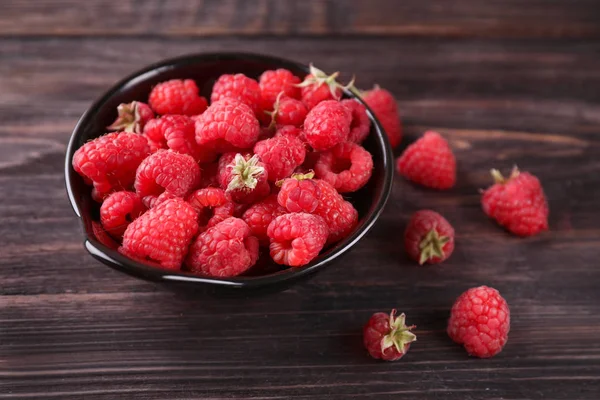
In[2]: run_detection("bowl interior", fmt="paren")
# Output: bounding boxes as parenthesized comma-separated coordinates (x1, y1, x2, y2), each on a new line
(65, 53, 393, 289)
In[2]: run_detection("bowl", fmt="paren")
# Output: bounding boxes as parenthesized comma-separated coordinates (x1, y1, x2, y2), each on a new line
(65, 52, 394, 291)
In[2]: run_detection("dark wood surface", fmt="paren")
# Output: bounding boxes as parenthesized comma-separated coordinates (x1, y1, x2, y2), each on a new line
(2, 1, 600, 399)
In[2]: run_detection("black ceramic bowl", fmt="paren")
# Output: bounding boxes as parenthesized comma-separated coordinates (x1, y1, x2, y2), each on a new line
(65, 52, 393, 291)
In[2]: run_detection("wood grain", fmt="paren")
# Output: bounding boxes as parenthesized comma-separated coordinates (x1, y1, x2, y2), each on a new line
(1, 0, 600, 39)
(2, 9, 600, 400)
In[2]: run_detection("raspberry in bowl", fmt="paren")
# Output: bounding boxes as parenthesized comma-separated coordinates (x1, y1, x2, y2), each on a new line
(65, 53, 393, 291)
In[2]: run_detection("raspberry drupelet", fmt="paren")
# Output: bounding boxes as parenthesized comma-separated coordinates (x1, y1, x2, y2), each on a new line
(364, 310, 416, 361)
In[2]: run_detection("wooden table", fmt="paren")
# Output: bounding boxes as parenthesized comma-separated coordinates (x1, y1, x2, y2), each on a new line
(2, 1, 600, 398)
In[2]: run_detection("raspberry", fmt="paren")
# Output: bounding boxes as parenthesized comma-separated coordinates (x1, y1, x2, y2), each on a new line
(148, 79, 208, 116)
(143, 133, 167, 153)
(274, 125, 305, 142)
(259, 68, 301, 109)
(186, 217, 259, 277)
(396, 131, 456, 190)
(253, 134, 306, 181)
(242, 194, 287, 245)
(72, 132, 150, 201)
(482, 167, 549, 236)
(150, 191, 180, 208)
(100, 191, 146, 238)
(341, 99, 370, 144)
(364, 310, 416, 361)
(187, 187, 234, 229)
(314, 142, 373, 193)
(266, 94, 308, 128)
(120, 198, 198, 270)
(277, 172, 321, 213)
(304, 100, 351, 151)
(362, 86, 402, 148)
(107, 101, 154, 133)
(267, 213, 328, 267)
(314, 179, 358, 243)
(447, 286, 510, 358)
(217, 153, 270, 204)
(404, 210, 455, 265)
(210, 74, 264, 120)
(134, 149, 201, 207)
(144, 115, 215, 162)
(298, 65, 344, 109)
(194, 99, 260, 152)
(91, 221, 119, 250)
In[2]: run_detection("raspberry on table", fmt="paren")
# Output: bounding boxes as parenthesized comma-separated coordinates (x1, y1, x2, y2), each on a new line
(314, 179, 358, 243)
(186, 217, 259, 277)
(482, 167, 549, 237)
(211, 73, 264, 120)
(362, 86, 402, 148)
(267, 213, 329, 267)
(134, 149, 201, 207)
(107, 101, 154, 134)
(304, 100, 352, 151)
(447, 286, 510, 358)
(148, 79, 208, 116)
(341, 99, 371, 144)
(187, 187, 234, 229)
(298, 65, 344, 109)
(314, 142, 373, 193)
(259, 68, 301, 109)
(253, 134, 306, 181)
(217, 153, 270, 204)
(363, 310, 416, 361)
(72, 132, 150, 201)
(404, 210, 455, 265)
(277, 171, 321, 213)
(194, 99, 260, 152)
(396, 131, 456, 190)
(120, 198, 199, 270)
(242, 194, 287, 245)
(266, 93, 308, 128)
(100, 191, 146, 238)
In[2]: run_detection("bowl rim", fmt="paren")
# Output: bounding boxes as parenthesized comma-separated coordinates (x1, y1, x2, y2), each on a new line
(65, 51, 394, 289)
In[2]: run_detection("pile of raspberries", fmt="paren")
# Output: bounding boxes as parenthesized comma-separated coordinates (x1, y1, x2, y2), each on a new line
(75, 61, 550, 361)
(73, 65, 388, 277)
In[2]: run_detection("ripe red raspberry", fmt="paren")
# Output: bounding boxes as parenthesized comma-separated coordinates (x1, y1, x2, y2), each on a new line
(266, 94, 308, 128)
(100, 191, 146, 238)
(364, 310, 416, 361)
(277, 172, 321, 213)
(362, 86, 402, 148)
(396, 131, 456, 190)
(120, 198, 198, 270)
(253, 134, 306, 181)
(217, 153, 270, 204)
(267, 213, 328, 267)
(211, 74, 264, 120)
(274, 125, 305, 142)
(186, 217, 259, 277)
(304, 100, 351, 151)
(72, 132, 150, 201)
(314, 179, 358, 243)
(242, 194, 287, 245)
(314, 142, 373, 193)
(404, 210, 455, 265)
(150, 191, 180, 208)
(298, 65, 343, 109)
(107, 101, 154, 133)
(143, 115, 215, 162)
(448, 286, 510, 358)
(341, 99, 370, 144)
(148, 79, 208, 116)
(187, 187, 234, 229)
(91, 221, 119, 250)
(194, 99, 260, 152)
(259, 68, 301, 109)
(134, 149, 201, 207)
(481, 167, 549, 236)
